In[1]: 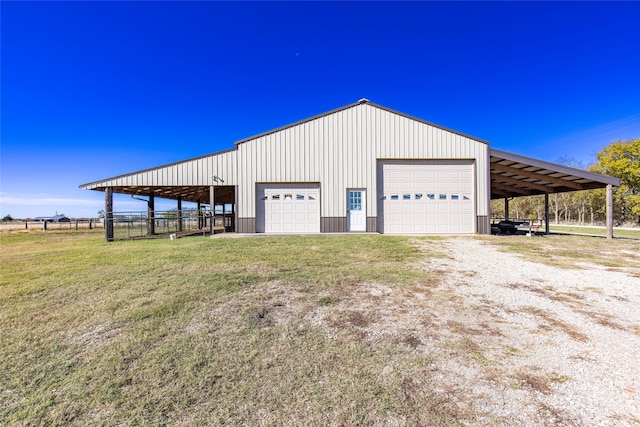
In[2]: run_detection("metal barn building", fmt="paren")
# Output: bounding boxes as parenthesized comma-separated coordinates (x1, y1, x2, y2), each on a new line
(81, 99, 620, 240)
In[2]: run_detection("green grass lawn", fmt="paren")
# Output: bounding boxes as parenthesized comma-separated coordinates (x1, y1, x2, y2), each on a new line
(549, 224, 640, 239)
(1, 230, 467, 426)
(479, 233, 640, 273)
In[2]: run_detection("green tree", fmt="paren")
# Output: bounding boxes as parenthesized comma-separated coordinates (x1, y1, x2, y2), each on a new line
(594, 138, 640, 224)
(2, 214, 13, 222)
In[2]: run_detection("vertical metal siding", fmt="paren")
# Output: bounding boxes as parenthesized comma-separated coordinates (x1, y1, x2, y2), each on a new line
(320, 217, 347, 233)
(476, 216, 490, 234)
(234, 103, 488, 222)
(366, 217, 377, 233)
(91, 150, 237, 196)
(87, 103, 488, 224)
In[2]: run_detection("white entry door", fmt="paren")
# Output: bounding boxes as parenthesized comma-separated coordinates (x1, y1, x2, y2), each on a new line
(347, 189, 366, 231)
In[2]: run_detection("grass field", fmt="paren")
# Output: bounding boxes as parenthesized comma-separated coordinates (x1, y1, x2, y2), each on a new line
(3, 230, 637, 426)
(0, 230, 470, 426)
(549, 224, 640, 239)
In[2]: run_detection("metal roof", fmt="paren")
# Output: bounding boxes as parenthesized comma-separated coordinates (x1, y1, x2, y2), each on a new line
(93, 185, 235, 205)
(231, 99, 490, 147)
(79, 100, 621, 204)
(490, 149, 620, 199)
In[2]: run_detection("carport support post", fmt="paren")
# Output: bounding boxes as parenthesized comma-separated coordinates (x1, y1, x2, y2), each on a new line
(105, 187, 114, 242)
(147, 193, 155, 236)
(544, 193, 550, 235)
(222, 203, 226, 231)
(606, 184, 613, 239)
(209, 185, 215, 235)
(177, 198, 183, 232)
(504, 198, 509, 220)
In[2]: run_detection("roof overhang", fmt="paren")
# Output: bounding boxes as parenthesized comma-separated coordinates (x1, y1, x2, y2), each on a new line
(82, 185, 235, 205)
(490, 149, 620, 200)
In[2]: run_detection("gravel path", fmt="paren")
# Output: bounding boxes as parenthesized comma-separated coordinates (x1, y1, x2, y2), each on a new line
(307, 237, 640, 426)
(415, 237, 640, 426)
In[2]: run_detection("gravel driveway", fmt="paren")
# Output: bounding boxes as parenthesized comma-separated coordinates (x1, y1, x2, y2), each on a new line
(311, 237, 640, 426)
(422, 238, 640, 426)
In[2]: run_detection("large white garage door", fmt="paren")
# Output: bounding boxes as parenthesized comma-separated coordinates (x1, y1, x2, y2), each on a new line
(379, 161, 475, 234)
(256, 184, 320, 233)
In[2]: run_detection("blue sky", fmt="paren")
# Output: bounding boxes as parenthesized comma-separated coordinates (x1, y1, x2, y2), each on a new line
(2, 1, 639, 218)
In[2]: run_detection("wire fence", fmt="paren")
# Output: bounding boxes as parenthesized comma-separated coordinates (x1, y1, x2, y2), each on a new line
(109, 210, 212, 240)
(1, 210, 223, 240)
(0, 219, 102, 231)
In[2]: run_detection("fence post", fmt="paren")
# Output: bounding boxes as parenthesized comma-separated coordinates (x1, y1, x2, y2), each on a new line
(147, 193, 155, 236)
(43, 221, 47, 233)
(105, 187, 114, 241)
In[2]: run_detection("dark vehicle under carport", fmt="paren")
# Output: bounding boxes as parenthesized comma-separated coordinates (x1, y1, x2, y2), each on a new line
(492, 219, 536, 235)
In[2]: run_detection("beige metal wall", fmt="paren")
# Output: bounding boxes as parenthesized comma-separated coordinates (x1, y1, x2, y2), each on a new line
(236, 103, 489, 220)
(84, 149, 239, 189)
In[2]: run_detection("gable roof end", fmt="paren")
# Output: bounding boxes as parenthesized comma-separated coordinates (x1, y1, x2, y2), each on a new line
(232, 99, 489, 147)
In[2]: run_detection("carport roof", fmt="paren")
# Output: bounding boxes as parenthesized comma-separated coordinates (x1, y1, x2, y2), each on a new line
(84, 185, 235, 205)
(490, 149, 620, 200)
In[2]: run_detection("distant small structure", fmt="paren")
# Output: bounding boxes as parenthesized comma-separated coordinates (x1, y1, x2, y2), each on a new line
(32, 215, 71, 223)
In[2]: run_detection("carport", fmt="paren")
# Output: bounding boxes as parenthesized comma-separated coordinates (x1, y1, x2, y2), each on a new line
(490, 149, 620, 238)
(93, 184, 236, 240)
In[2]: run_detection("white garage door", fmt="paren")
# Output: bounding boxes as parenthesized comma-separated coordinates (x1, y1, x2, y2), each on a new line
(379, 161, 475, 234)
(256, 184, 320, 233)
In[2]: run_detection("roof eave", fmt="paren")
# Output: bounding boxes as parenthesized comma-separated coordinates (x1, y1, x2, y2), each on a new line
(490, 148, 621, 187)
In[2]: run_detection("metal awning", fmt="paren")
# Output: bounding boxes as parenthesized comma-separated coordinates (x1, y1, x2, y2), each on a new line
(490, 149, 620, 200)
(84, 185, 236, 205)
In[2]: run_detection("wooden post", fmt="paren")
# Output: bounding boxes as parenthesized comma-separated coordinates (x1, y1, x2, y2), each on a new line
(147, 193, 155, 236)
(232, 198, 235, 232)
(177, 198, 183, 232)
(544, 193, 550, 235)
(43, 221, 47, 233)
(105, 187, 114, 241)
(606, 184, 613, 239)
(504, 198, 509, 220)
(210, 185, 215, 235)
(222, 203, 226, 231)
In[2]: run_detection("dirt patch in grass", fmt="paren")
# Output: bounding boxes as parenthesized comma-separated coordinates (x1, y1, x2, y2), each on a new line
(395, 333, 422, 349)
(70, 322, 122, 349)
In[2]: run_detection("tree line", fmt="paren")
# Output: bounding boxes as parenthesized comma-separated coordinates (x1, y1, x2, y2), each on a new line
(491, 138, 640, 226)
